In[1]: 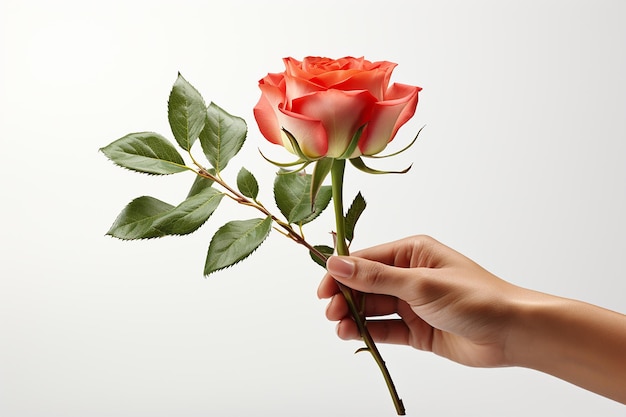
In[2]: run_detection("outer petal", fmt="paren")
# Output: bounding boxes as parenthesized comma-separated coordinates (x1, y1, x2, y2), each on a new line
(291, 89, 377, 158)
(358, 83, 421, 155)
(276, 108, 328, 158)
(253, 75, 287, 145)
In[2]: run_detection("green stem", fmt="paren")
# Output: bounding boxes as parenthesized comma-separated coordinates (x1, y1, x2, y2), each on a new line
(330, 159, 406, 416)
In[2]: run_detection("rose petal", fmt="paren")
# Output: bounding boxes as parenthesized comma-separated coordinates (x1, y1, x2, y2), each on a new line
(358, 83, 421, 155)
(283, 57, 311, 79)
(253, 75, 287, 145)
(291, 89, 377, 158)
(283, 74, 325, 109)
(317, 68, 389, 101)
(276, 108, 328, 158)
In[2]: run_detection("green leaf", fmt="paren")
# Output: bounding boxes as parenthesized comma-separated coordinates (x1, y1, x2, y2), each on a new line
(153, 187, 224, 236)
(274, 170, 332, 225)
(204, 217, 273, 275)
(309, 244, 334, 268)
(345, 192, 367, 243)
(310, 158, 333, 210)
(237, 167, 259, 200)
(199, 102, 247, 172)
(106, 196, 175, 239)
(349, 156, 412, 175)
(274, 170, 305, 221)
(100, 132, 188, 175)
(187, 171, 216, 198)
(107, 186, 223, 239)
(168, 73, 207, 151)
(307, 186, 332, 224)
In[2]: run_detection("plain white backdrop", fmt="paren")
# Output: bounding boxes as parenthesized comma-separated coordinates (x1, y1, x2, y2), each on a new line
(1, 1, 625, 416)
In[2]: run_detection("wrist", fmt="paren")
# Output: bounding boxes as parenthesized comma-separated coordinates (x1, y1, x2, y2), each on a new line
(503, 288, 567, 369)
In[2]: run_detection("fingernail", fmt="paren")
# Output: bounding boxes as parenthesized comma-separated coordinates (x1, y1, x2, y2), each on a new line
(326, 256, 355, 279)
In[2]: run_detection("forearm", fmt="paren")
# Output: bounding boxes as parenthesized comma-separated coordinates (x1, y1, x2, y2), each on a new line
(506, 289, 626, 404)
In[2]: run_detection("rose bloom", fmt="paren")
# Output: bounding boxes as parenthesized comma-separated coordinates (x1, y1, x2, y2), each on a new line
(253, 56, 422, 160)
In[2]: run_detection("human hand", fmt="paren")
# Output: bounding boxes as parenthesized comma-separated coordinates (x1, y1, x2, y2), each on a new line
(319, 235, 626, 403)
(318, 235, 526, 368)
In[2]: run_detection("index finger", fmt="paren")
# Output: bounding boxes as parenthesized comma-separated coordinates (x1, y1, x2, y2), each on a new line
(351, 235, 446, 268)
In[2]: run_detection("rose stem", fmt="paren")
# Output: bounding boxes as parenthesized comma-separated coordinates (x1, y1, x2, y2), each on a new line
(330, 158, 406, 416)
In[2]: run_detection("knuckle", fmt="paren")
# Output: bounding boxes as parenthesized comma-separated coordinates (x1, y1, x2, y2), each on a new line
(361, 261, 389, 291)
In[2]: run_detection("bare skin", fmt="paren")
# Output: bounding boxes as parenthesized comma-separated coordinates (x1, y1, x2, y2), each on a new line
(318, 235, 626, 404)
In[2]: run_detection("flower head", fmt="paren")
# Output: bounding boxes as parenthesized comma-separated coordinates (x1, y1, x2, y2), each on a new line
(254, 56, 421, 160)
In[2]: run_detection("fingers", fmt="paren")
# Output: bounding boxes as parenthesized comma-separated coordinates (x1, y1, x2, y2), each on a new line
(336, 318, 412, 346)
(317, 234, 456, 300)
(350, 234, 447, 268)
(317, 272, 340, 299)
(325, 255, 421, 301)
(325, 292, 402, 321)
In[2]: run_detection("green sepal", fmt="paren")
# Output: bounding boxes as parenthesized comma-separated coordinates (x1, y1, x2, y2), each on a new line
(204, 217, 273, 276)
(309, 244, 334, 268)
(274, 170, 332, 225)
(310, 158, 333, 211)
(349, 156, 412, 175)
(338, 124, 366, 159)
(106, 187, 224, 240)
(168, 73, 207, 151)
(199, 102, 247, 173)
(258, 148, 309, 169)
(237, 167, 259, 200)
(275, 161, 313, 175)
(100, 132, 189, 175)
(345, 192, 367, 243)
(368, 125, 424, 159)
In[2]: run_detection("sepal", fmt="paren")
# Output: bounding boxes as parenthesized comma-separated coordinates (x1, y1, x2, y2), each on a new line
(349, 156, 412, 175)
(258, 148, 310, 171)
(368, 125, 424, 159)
(337, 124, 366, 159)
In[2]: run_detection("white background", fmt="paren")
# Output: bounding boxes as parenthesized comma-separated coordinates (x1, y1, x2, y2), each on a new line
(1, 1, 625, 416)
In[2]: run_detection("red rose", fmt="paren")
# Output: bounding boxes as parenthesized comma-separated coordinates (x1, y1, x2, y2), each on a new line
(254, 56, 422, 160)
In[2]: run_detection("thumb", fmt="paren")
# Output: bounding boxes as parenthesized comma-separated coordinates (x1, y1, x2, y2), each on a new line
(326, 255, 416, 298)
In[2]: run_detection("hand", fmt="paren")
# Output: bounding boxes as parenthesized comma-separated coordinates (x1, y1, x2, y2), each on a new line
(318, 234, 522, 367)
(318, 234, 626, 403)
